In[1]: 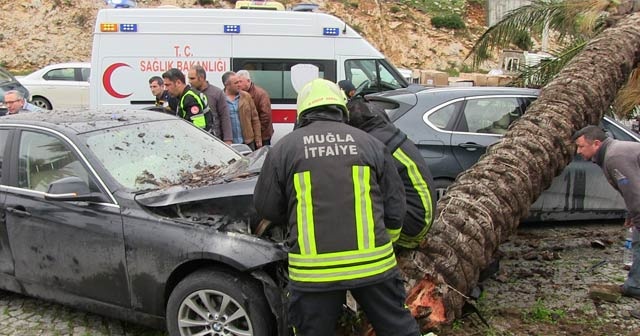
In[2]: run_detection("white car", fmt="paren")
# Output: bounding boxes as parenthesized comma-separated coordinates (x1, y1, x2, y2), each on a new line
(18, 62, 90, 110)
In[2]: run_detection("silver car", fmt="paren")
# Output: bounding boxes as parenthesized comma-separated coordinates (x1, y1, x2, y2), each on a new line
(367, 86, 636, 221)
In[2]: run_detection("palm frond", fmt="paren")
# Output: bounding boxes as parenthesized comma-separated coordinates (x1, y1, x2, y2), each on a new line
(510, 39, 587, 88)
(467, 0, 611, 68)
(613, 68, 640, 119)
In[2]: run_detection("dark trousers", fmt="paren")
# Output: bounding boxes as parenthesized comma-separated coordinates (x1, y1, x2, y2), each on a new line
(288, 277, 420, 336)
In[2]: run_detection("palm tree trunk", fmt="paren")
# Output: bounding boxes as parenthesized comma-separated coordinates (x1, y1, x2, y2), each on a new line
(399, 10, 640, 330)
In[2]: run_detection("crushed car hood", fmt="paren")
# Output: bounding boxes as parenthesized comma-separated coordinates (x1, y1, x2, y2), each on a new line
(135, 175, 257, 207)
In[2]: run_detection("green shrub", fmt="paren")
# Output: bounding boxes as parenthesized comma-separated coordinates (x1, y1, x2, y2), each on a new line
(512, 30, 533, 51)
(460, 63, 474, 73)
(431, 14, 466, 29)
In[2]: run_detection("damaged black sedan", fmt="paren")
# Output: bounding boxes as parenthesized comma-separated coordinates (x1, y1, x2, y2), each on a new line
(0, 110, 287, 336)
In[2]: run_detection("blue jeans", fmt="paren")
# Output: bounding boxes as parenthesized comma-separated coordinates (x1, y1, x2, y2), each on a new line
(623, 226, 640, 295)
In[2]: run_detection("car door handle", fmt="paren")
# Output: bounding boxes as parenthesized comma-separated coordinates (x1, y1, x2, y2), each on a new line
(5, 207, 31, 217)
(458, 142, 485, 151)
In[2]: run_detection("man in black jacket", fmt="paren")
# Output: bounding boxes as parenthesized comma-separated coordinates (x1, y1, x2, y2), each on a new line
(254, 78, 419, 336)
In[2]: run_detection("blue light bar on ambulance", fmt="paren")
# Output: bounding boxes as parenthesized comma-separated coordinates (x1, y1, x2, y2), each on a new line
(224, 25, 241, 33)
(120, 23, 138, 32)
(323, 28, 340, 36)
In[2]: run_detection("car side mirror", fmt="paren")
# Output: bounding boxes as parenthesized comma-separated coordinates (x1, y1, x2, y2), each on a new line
(231, 143, 253, 156)
(44, 176, 107, 203)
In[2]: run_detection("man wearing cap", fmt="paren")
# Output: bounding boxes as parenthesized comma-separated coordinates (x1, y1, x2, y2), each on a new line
(338, 79, 357, 100)
(254, 78, 420, 336)
(339, 80, 436, 249)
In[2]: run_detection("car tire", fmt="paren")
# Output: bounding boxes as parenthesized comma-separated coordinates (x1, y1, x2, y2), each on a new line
(166, 268, 273, 336)
(433, 178, 454, 202)
(31, 97, 52, 110)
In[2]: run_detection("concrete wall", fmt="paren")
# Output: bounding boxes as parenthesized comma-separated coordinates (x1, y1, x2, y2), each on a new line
(486, 0, 531, 27)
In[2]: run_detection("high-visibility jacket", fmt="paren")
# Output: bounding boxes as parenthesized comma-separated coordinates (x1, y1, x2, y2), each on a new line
(177, 86, 211, 130)
(254, 113, 406, 291)
(347, 97, 436, 248)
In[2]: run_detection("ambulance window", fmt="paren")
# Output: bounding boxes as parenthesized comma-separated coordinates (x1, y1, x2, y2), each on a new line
(233, 59, 336, 104)
(345, 59, 408, 94)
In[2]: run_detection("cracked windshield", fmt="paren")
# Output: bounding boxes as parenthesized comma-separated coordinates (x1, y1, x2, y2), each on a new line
(83, 120, 241, 191)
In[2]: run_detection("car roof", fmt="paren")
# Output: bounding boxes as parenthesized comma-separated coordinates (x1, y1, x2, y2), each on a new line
(370, 85, 540, 99)
(0, 67, 20, 82)
(0, 109, 175, 134)
(40, 62, 91, 69)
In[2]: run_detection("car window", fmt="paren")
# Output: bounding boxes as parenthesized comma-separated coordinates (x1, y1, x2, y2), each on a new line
(427, 102, 460, 130)
(83, 120, 241, 192)
(43, 68, 76, 81)
(80, 68, 91, 82)
(233, 59, 335, 104)
(17, 131, 95, 193)
(602, 119, 636, 141)
(344, 59, 405, 93)
(0, 129, 10, 181)
(0, 69, 14, 84)
(463, 97, 521, 134)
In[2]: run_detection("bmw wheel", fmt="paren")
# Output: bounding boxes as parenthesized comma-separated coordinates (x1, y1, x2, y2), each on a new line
(167, 268, 273, 336)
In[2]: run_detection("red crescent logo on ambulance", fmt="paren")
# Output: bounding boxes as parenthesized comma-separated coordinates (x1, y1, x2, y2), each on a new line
(103, 63, 132, 99)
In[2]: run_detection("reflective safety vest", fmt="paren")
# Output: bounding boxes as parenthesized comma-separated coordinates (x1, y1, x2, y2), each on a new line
(179, 89, 211, 130)
(287, 167, 399, 284)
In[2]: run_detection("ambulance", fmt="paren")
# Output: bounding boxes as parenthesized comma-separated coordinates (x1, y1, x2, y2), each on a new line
(90, 7, 410, 142)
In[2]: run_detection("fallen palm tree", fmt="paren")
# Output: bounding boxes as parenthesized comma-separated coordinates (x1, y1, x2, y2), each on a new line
(399, 4, 640, 330)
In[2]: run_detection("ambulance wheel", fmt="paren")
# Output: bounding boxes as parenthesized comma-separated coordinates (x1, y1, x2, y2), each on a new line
(166, 268, 273, 336)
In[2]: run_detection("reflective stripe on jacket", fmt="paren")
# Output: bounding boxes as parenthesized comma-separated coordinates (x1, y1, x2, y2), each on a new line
(254, 117, 406, 291)
(288, 168, 398, 283)
(393, 146, 434, 248)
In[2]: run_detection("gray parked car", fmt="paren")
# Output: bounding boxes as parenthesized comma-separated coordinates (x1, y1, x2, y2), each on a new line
(367, 86, 636, 221)
(0, 67, 30, 116)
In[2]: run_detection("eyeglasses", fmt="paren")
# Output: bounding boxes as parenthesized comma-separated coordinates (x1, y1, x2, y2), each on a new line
(4, 100, 19, 105)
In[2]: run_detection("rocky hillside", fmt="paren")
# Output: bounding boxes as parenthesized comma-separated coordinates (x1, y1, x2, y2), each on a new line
(0, 0, 490, 73)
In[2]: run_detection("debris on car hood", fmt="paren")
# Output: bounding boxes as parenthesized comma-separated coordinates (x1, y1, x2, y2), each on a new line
(134, 146, 270, 206)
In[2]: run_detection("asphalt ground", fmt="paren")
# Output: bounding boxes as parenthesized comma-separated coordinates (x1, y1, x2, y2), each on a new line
(0, 220, 638, 336)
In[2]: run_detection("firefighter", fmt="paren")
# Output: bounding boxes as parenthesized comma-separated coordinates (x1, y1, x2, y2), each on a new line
(161, 68, 211, 130)
(254, 78, 420, 336)
(338, 80, 436, 249)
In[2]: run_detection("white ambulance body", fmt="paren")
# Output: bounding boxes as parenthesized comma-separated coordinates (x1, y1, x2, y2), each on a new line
(90, 8, 409, 142)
